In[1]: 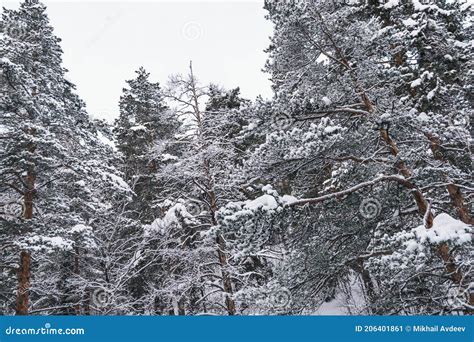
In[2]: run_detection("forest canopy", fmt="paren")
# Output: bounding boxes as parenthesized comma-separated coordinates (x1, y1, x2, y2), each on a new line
(0, 0, 472, 316)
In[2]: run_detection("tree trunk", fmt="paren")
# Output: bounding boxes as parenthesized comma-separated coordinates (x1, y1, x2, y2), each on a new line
(352, 262, 375, 314)
(74, 247, 81, 315)
(15, 250, 31, 315)
(204, 160, 236, 316)
(377, 111, 471, 306)
(446, 184, 473, 225)
(216, 234, 236, 315)
(15, 130, 36, 316)
(425, 133, 473, 225)
(356, 72, 470, 305)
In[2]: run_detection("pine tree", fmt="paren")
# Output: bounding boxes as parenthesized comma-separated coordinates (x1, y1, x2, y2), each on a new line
(145, 62, 255, 315)
(0, 0, 132, 315)
(1, 0, 471, 317)
(236, 0, 474, 313)
(114, 67, 179, 224)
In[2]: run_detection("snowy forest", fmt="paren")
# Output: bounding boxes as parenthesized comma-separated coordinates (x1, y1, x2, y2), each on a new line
(0, 0, 473, 316)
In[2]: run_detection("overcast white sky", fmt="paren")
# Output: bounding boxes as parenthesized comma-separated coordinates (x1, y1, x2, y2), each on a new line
(1, 0, 274, 121)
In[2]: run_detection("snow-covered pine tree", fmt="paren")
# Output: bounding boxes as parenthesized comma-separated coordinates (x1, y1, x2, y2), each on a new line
(0, 0, 133, 315)
(1, 0, 471, 317)
(114, 67, 179, 224)
(359, 0, 474, 313)
(143, 62, 254, 315)
(229, 0, 473, 314)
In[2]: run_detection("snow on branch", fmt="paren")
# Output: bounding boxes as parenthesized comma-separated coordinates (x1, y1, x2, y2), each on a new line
(402, 213, 472, 252)
(288, 174, 407, 207)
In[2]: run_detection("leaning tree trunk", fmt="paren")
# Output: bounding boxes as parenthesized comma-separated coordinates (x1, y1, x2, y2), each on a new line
(376, 107, 472, 307)
(425, 133, 473, 225)
(336, 28, 471, 303)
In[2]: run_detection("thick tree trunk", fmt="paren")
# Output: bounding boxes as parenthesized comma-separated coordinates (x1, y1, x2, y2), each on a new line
(379, 129, 431, 220)
(15, 250, 31, 315)
(15, 131, 36, 316)
(377, 112, 471, 306)
(356, 73, 470, 305)
(425, 133, 473, 225)
(446, 184, 473, 225)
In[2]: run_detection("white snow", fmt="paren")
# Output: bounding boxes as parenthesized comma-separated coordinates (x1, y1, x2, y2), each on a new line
(402, 18, 417, 27)
(417, 112, 429, 122)
(69, 224, 97, 248)
(75, 180, 86, 187)
(321, 96, 332, 106)
(70, 224, 93, 234)
(315, 273, 367, 315)
(454, 40, 468, 48)
(24, 236, 73, 251)
(427, 88, 436, 100)
(130, 125, 147, 131)
(444, 54, 454, 61)
(411, 78, 422, 88)
(97, 131, 117, 151)
(401, 213, 472, 252)
(244, 122, 257, 131)
(383, 0, 399, 9)
(0, 57, 12, 64)
(411, 71, 434, 88)
(280, 194, 298, 205)
(103, 172, 131, 191)
(161, 153, 178, 161)
(415, 213, 472, 244)
(412, 0, 452, 15)
(324, 126, 339, 134)
(316, 53, 330, 65)
(0, 124, 10, 134)
(244, 194, 279, 211)
(262, 184, 278, 196)
(143, 202, 196, 236)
